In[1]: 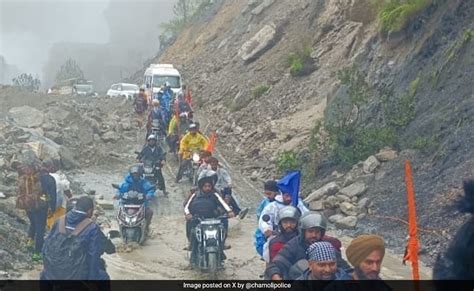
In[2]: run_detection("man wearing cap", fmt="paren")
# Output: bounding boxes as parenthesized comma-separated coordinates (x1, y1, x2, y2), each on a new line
(346, 234, 386, 280)
(297, 241, 351, 280)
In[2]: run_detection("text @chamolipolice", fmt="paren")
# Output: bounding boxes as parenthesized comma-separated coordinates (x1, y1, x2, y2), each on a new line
(183, 282, 292, 290)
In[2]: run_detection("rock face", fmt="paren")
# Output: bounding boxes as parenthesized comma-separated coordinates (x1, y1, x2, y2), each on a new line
(363, 155, 380, 174)
(8, 106, 44, 128)
(304, 182, 340, 203)
(340, 182, 367, 198)
(309, 200, 324, 211)
(238, 23, 277, 63)
(251, 0, 275, 15)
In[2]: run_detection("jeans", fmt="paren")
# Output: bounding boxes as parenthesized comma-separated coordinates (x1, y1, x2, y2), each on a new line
(222, 188, 242, 215)
(27, 206, 48, 253)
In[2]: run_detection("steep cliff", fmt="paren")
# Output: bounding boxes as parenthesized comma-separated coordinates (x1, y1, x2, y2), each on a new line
(152, 0, 473, 264)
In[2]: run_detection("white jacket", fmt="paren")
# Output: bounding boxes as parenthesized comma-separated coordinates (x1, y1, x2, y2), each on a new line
(258, 194, 309, 234)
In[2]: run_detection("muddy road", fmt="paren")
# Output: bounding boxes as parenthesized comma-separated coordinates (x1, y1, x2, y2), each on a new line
(21, 118, 432, 280)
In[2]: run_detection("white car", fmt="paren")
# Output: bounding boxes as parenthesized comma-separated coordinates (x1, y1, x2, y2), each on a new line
(106, 83, 139, 100)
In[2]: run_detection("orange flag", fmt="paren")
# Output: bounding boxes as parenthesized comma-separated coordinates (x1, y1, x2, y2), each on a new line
(206, 131, 217, 153)
(403, 160, 420, 281)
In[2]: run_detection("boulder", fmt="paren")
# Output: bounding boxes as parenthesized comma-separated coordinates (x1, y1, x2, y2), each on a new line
(340, 182, 367, 198)
(251, 0, 274, 15)
(323, 196, 339, 209)
(8, 106, 44, 128)
(357, 197, 370, 209)
(340, 202, 358, 216)
(304, 182, 340, 203)
(375, 148, 398, 162)
(238, 23, 277, 63)
(331, 215, 358, 229)
(328, 214, 345, 224)
(335, 194, 350, 203)
(250, 170, 259, 181)
(58, 146, 80, 170)
(101, 131, 118, 142)
(309, 200, 324, 211)
(363, 155, 380, 174)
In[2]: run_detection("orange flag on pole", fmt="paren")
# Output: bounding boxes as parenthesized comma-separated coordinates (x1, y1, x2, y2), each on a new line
(206, 131, 217, 153)
(403, 160, 421, 281)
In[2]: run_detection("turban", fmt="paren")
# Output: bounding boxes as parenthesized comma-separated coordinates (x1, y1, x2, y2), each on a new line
(307, 241, 337, 262)
(346, 235, 385, 267)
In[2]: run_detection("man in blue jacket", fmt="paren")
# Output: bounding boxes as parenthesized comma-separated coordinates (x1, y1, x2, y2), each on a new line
(116, 165, 156, 228)
(41, 196, 111, 280)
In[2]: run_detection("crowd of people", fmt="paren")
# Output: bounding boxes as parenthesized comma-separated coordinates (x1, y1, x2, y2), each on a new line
(11, 81, 474, 282)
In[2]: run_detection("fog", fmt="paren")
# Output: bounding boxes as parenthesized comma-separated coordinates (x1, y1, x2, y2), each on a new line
(0, 0, 176, 89)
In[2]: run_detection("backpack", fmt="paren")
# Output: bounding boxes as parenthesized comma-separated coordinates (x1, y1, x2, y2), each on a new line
(16, 174, 45, 210)
(43, 217, 93, 280)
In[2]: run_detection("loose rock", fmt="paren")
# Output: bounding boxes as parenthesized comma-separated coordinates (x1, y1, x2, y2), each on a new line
(340, 182, 367, 198)
(304, 182, 340, 203)
(363, 155, 380, 174)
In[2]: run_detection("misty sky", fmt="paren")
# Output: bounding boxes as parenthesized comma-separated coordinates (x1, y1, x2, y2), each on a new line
(0, 0, 175, 80)
(0, 0, 111, 77)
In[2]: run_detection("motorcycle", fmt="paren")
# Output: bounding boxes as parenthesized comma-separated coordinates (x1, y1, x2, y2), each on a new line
(184, 151, 201, 185)
(112, 185, 148, 244)
(151, 119, 167, 149)
(190, 215, 227, 279)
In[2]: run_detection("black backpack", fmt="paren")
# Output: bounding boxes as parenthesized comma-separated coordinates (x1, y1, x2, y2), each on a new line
(43, 216, 93, 280)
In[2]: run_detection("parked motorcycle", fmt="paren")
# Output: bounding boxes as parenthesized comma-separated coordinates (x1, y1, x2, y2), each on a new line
(112, 184, 148, 244)
(189, 215, 227, 279)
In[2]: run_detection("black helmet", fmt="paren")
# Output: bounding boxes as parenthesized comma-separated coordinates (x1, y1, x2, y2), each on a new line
(197, 170, 218, 189)
(299, 211, 327, 235)
(277, 206, 301, 225)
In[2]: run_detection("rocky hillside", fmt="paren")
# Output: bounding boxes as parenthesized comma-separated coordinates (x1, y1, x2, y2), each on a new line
(151, 0, 473, 265)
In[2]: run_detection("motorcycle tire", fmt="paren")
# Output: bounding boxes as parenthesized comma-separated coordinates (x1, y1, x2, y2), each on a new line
(207, 252, 218, 280)
(188, 165, 194, 183)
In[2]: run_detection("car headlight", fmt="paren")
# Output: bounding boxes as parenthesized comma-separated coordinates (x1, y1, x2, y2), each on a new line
(192, 153, 200, 163)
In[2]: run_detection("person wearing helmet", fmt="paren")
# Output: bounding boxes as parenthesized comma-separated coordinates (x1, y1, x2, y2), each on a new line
(184, 170, 235, 257)
(115, 165, 156, 229)
(146, 99, 167, 142)
(176, 123, 209, 183)
(265, 211, 349, 280)
(263, 206, 301, 263)
(137, 134, 167, 195)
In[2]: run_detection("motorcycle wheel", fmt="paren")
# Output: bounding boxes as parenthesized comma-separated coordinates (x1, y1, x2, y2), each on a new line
(207, 252, 218, 280)
(188, 165, 194, 183)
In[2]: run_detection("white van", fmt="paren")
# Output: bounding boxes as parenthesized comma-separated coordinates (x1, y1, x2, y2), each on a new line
(143, 64, 182, 97)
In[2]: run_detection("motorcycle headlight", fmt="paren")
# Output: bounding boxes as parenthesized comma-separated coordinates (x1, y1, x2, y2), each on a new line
(192, 153, 200, 163)
(204, 229, 218, 240)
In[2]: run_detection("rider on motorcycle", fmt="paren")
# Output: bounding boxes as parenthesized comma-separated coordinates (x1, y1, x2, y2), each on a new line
(184, 170, 235, 256)
(115, 165, 156, 231)
(137, 134, 167, 195)
(207, 157, 249, 219)
(176, 123, 208, 183)
(168, 112, 191, 154)
(146, 99, 167, 142)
